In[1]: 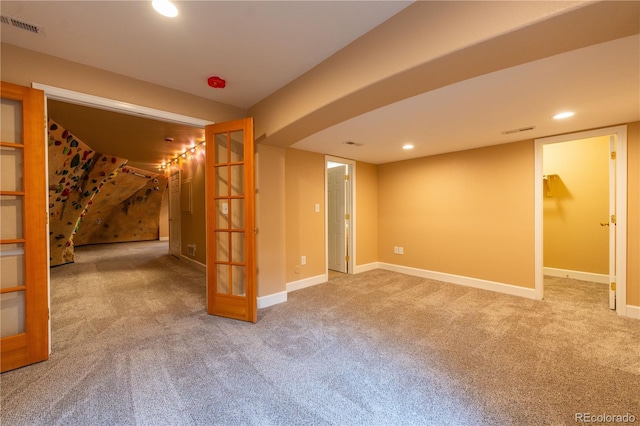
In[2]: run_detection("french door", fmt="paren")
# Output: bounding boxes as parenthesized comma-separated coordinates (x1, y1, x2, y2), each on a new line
(205, 118, 257, 323)
(1, 82, 49, 372)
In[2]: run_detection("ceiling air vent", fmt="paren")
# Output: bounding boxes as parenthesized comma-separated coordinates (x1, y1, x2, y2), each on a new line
(0, 14, 44, 35)
(342, 141, 363, 146)
(501, 125, 535, 135)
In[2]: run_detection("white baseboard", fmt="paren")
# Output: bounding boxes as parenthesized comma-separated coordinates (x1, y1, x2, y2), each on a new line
(255, 263, 639, 319)
(544, 267, 609, 284)
(258, 291, 287, 309)
(625, 305, 640, 320)
(286, 274, 327, 292)
(378, 262, 537, 299)
(159, 236, 169, 241)
(354, 262, 380, 274)
(180, 255, 206, 273)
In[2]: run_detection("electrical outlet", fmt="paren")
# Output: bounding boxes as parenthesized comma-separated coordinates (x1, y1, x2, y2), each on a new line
(398, 247, 404, 255)
(301, 255, 307, 265)
(393, 246, 399, 254)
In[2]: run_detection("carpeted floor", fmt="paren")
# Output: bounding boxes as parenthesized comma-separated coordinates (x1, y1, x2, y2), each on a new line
(1, 241, 638, 425)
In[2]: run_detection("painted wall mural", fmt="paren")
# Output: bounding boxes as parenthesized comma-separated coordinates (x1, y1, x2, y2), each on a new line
(48, 119, 167, 266)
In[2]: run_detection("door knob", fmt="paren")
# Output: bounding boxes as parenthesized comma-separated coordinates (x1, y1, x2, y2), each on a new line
(600, 222, 609, 227)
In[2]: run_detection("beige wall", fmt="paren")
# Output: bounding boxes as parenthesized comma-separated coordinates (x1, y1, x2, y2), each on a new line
(256, 144, 286, 297)
(627, 122, 639, 307)
(377, 141, 535, 289)
(3, 42, 638, 310)
(1, 44, 245, 122)
(282, 154, 378, 279)
(355, 161, 378, 267)
(177, 153, 207, 265)
(284, 148, 325, 282)
(543, 136, 609, 274)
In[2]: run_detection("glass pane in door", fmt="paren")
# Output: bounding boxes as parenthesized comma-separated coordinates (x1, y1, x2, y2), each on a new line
(1, 98, 23, 143)
(230, 165, 244, 196)
(0, 146, 23, 192)
(215, 133, 227, 164)
(216, 200, 229, 229)
(230, 131, 244, 162)
(0, 291, 25, 337)
(232, 232, 245, 263)
(215, 166, 228, 196)
(217, 264, 229, 294)
(232, 265, 245, 296)
(216, 232, 229, 262)
(230, 199, 244, 229)
(1, 243, 25, 289)
(1, 195, 23, 240)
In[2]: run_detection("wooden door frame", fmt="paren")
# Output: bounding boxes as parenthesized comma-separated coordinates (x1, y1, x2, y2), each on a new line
(324, 156, 356, 276)
(534, 125, 627, 316)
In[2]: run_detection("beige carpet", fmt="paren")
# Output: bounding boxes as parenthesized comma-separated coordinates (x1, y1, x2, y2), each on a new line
(1, 241, 638, 425)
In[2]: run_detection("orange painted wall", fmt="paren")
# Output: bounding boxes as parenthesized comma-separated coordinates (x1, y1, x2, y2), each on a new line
(377, 141, 535, 288)
(543, 136, 610, 275)
(355, 161, 378, 267)
(284, 149, 325, 283)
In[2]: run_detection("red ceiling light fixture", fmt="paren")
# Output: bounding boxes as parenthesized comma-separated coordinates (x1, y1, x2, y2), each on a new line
(207, 76, 226, 89)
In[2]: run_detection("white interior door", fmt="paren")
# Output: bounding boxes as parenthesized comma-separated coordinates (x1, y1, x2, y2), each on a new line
(328, 165, 346, 273)
(169, 170, 181, 258)
(608, 136, 616, 310)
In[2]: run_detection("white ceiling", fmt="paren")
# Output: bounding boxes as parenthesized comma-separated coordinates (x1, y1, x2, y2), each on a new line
(293, 35, 640, 164)
(0, 0, 412, 108)
(1, 1, 638, 168)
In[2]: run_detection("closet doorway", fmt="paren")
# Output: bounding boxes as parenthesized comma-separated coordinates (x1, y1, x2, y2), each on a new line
(535, 126, 627, 314)
(325, 156, 355, 276)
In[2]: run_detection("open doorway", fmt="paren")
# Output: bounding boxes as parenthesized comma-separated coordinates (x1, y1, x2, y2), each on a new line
(35, 82, 212, 351)
(39, 84, 208, 265)
(325, 156, 355, 278)
(535, 126, 627, 315)
(541, 136, 610, 307)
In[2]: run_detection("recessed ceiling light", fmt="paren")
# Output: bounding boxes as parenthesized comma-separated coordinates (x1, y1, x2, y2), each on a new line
(152, 0, 178, 18)
(402, 144, 414, 150)
(553, 111, 575, 120)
